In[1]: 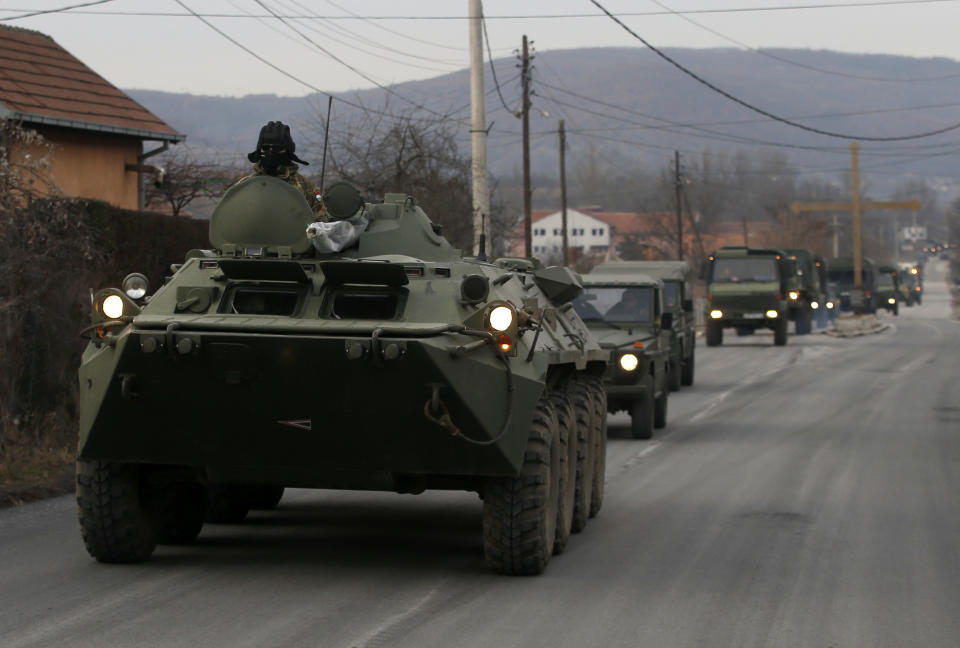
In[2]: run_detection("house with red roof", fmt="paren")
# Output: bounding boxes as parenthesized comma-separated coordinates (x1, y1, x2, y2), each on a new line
(0, 25, 183, 210)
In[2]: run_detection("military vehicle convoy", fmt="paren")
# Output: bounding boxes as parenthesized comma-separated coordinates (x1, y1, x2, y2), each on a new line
(76, 177, 609, 575)
(703, 246, 793, 346)
(827, 257, 877, 314)
(574, 267, 671, 440)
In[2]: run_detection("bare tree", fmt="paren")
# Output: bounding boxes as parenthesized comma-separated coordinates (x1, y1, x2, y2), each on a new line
(145, 146, 242, 217)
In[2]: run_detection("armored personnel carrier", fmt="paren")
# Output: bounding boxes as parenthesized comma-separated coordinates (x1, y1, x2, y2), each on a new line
(574, 267, 671, 439)
(76, 177, 608, 575)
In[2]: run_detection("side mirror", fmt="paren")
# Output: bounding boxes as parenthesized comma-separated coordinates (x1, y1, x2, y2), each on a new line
(682, 298, 693, 312)
(660, 312, 674, 330)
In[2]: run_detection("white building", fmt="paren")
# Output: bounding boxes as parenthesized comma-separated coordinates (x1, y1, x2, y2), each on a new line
(529, 209, 612, 258)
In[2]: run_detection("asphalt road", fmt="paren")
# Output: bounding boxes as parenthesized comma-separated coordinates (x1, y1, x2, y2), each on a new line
(2, 261, 958, 648)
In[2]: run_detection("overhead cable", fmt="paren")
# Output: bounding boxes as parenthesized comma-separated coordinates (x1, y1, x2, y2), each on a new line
(588, 0, 960, 141)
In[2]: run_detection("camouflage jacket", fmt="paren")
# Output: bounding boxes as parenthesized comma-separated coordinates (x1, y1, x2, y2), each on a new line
(241, 163, 327, 220)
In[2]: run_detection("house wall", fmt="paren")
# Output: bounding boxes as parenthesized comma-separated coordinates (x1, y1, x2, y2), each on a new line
(17, 126, 141, 210)
(530, 210, 611, 258)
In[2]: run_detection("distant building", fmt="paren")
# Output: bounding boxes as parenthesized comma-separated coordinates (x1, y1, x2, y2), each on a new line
(0, 25, 184, 210)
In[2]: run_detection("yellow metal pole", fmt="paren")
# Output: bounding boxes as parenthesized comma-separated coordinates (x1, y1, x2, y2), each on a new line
(851, 141, 862, 288)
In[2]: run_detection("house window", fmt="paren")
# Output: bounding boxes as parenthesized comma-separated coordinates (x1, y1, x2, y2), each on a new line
(599, 228, 605, 236)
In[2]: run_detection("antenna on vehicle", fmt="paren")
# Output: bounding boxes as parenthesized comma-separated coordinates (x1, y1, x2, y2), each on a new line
(319, 95, 333, 192)
(478, 213, 487, 261)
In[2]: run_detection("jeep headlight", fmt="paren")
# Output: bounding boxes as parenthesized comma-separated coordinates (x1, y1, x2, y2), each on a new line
(488, 305, 514, 332)
(101, 294, 125, 319)
(887, 297, 896, 305)
(619, 353, 639, 372)
(826, 300, 835, 309)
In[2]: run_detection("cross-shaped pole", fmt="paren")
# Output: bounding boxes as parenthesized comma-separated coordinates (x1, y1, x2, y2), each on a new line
(790, 141, 921, 288)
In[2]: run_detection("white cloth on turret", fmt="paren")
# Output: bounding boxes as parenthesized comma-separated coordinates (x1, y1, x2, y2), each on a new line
(306, 213, 368, 253)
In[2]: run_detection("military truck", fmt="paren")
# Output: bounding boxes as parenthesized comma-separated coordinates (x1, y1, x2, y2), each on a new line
(591, 261, 695, 390)
(827, 257, 877, 314)
(703, 246, 793, 346)
(875, 265, 901, 315)
(76, 177, 609, 576)
(784, 249, 827, 334)
(573, 269, 671, 440)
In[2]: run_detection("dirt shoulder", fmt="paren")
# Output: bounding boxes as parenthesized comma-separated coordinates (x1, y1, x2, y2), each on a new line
(0, 449, 75, 509)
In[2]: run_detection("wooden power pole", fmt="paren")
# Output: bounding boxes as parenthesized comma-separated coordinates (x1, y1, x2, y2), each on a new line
(559, 119, 569, 266)
(791, 141, 921, 288)
(521, 35, 532, 257)
(675, 150, 683, 260)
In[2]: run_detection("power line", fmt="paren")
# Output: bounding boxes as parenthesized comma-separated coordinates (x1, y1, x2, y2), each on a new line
(7, 1, 958, 19)
(172, 0, 463, 126)
(0, 0, 114, 21)
(588, 0, 960, 141)
(648, 0, 960, 83)
(482, 11, 516, 116)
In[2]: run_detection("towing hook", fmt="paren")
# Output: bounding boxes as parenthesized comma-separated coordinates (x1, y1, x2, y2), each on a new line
(424, 389, 460, 437)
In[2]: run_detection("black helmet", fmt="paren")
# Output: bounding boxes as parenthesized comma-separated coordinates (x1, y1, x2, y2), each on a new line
(247, 121, 308, 165)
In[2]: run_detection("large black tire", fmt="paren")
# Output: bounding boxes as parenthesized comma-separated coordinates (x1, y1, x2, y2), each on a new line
(550, 389, 577, 555)
(667, 350, 682, 392)
(206, 485, 252, 524)
(569, 377, 595, 534)
(76, 460, 157, 563)
(483, 394, 560, 575)
(248, 485, 285, 509)
(774, 317, 788, 346)
(681, 350, 695, 387)
(153, 482, 206, 545)
(653, 388, 668, 430)
(630, 375, 655, 440)
(706, 321, 723, 346)
(586, 376, 607, 519)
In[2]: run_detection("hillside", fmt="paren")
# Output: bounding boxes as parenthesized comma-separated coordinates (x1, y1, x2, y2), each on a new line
(126, 47, 960, 196)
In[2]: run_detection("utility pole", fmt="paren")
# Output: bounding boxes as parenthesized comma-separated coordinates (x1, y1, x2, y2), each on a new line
(559, 119, 568, 266)
(791, 140, 921, 289)
(674, 150, 683, 260)
(521, 34, 532, 257)
(851, 141, 862, 287)
(468, 0, 489, 256)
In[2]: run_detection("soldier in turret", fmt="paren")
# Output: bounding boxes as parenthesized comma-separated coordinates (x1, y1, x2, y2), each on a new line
(243, 121, 326, 219)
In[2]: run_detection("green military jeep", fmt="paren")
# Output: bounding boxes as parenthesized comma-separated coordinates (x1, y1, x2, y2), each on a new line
(875, 265, 901, 315)
(574, 270, 671, 439)
(827, 256, 877, 314)
(784, 249, 827, 334)
(704, 246, 793, 346)
(592, 261, 695, 391)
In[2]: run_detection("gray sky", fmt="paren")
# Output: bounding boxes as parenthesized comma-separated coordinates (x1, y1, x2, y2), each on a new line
(5, 0, 960, 97)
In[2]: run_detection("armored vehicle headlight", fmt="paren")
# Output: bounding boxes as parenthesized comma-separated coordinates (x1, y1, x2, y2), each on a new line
(488, 305, 514, 332)
(765, 309, 779, 319)
(888, 297, 896, 304)
(709, 309, 723, 319)
(122, 273, 150, 300)
(619, 353, 639, 372)
(101, 294, 125, 319)
(788, 291, 799, 301)
(810, 301, 819, 310)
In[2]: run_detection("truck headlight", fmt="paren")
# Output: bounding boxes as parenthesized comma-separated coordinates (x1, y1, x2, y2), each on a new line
(826, 301, 835, 309)
(810, 301, 819, 310)
(887, 297, 896, 304)
(709, 309, 723, 319)
(788, 291, 799, 301)
(765, 309, 779, 319)
(619, 353, 639, 372)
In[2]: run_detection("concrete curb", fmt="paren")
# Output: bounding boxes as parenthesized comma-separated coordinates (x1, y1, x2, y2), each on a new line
(822, 314, 890, 338)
